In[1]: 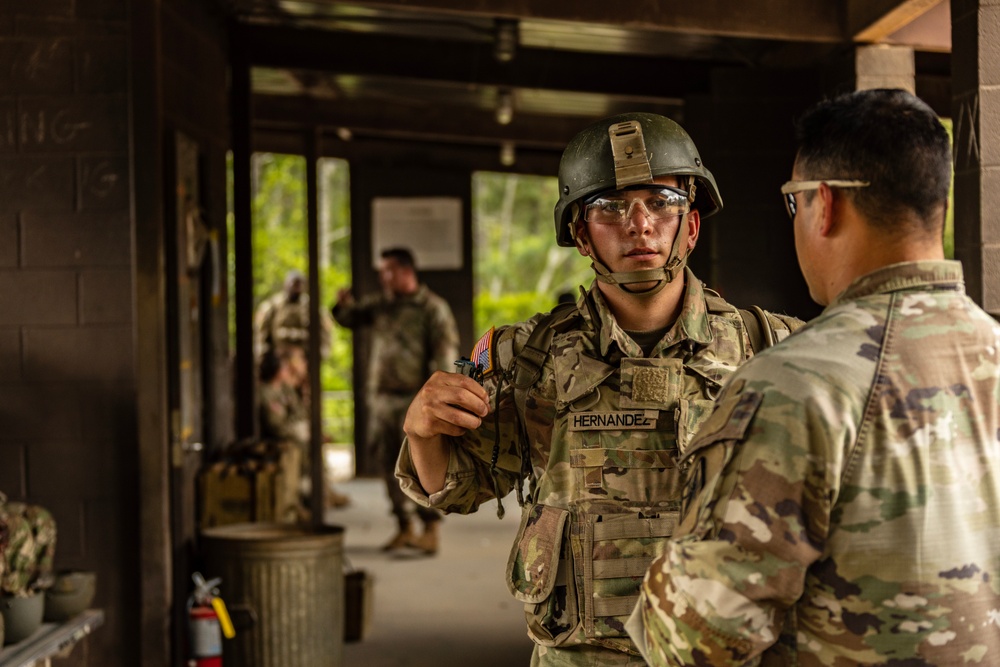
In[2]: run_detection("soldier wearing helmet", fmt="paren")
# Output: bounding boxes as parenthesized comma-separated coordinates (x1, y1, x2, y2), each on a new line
(398, 112, 802, 665)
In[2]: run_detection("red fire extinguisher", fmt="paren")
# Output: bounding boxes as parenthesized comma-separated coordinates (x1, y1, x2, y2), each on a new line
(187, 572, 235, 667)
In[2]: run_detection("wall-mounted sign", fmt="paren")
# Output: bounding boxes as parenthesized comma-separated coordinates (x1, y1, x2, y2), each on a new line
(371, 197, 463, 270)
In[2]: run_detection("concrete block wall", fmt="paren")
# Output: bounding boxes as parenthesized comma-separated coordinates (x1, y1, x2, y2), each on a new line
(0, 0, 137, 665)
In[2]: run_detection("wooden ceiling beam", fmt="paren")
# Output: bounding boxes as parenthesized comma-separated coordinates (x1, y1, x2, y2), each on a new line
(252, 127, 563, 175)
(240, 23, 713, 98)
(251, 93, 617, 149)
(302, 0, 845, 42)
(848, 0, 943, 43)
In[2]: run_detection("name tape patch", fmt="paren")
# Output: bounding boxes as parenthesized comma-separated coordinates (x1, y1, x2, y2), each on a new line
(568, 410, 659, 431)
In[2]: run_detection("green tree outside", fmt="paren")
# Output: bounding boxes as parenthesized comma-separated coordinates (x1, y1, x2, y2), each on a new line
(227, 153, 354, 443)
(471, 171, 593, 334)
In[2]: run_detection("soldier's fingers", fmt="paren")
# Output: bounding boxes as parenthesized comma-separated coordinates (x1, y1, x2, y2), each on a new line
(405, 397, 482, 438)
(423, 372, 489, 415)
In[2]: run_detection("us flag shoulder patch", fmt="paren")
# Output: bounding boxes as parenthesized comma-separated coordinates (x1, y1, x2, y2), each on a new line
(470, 327, 495, 377)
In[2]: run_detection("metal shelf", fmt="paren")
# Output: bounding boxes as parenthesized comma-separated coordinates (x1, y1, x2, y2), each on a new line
(0, 609, 104, 667)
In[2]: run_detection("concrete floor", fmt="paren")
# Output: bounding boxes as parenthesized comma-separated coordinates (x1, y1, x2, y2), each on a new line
(325, 477, 534, 667)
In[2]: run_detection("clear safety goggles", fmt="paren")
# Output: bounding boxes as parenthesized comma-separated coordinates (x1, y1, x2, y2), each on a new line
(584, 184, 690, 226)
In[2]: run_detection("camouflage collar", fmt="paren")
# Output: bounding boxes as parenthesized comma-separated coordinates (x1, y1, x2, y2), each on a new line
(832, 260, 964, 306)
(585, 267, 714, 357)
(391, 283, 429, 304)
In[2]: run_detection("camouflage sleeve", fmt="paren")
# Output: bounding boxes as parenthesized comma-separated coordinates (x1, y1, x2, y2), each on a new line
(397, 323, 530, 515)
(428, 297, 460, 373)
(635, 361, 845, 666)
(763, 310, 807, 345)
(331, 292, 381, 328)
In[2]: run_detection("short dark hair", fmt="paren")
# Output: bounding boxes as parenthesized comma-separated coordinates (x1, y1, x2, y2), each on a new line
(794, 88, 951, 234)
(380, 247, 416, 270)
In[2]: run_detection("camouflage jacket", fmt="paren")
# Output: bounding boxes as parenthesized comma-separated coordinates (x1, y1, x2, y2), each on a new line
(258, 381, 309, 446)
(632, 260, 1000, 666)
(398, 270, 800, 655)
(332, 284, 460, 395)
(254, 291, 333, 359)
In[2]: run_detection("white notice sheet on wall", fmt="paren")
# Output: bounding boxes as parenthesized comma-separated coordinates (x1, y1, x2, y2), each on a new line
(371, 197, 463, 270)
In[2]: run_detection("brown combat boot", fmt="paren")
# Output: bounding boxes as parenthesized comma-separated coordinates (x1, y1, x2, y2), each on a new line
(381, 523, 416, 552)
(408, 521, 440, 556)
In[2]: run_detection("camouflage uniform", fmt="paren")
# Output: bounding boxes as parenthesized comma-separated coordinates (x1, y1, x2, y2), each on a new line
(397, 272, 800, 664)
(632, 260, 1000, 666)
(254, 291, 332, 359)
(334, 284, 460, 531)
(0, 493, 57, 596)
(259, 380, 310, 476)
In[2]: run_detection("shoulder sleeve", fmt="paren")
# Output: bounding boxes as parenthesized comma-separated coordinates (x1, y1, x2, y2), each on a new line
(763, 310, 807, 342)
(427, 296, 460, 373)
(636, 365, 836, 666)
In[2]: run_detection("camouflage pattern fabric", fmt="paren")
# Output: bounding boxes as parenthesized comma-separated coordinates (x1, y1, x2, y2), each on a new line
(254, 291, 332, 359)
(632, 260, 1000, 666)
(335, 283, 459, 526)
(259, 381, 311, 476)
(332, 284, 460, 396)
(398, 269, 802, 662)
(0, 493, 57, 597)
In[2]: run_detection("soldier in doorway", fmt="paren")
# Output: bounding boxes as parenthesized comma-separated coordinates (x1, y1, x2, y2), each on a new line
(332, 247, 460, 555)
(398, 112, 803, 665)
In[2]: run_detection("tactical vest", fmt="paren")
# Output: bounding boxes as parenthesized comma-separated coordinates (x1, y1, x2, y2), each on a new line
(502, 293, 792, 654)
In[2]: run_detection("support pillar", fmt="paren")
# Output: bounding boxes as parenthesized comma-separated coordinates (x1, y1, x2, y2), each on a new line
(855, 44, 915, 92)
(951, 0, 1000, 315)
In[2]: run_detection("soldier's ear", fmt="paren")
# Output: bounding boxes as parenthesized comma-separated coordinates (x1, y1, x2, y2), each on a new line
(574, 219, 592, 257)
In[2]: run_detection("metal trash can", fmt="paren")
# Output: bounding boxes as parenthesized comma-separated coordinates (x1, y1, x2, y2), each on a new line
(201, 523, 344, 667)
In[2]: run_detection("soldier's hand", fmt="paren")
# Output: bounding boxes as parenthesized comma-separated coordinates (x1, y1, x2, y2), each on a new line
(404, 370, 490, 441)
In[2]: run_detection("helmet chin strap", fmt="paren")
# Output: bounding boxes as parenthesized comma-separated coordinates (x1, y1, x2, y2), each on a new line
(573, 209, 691, 298)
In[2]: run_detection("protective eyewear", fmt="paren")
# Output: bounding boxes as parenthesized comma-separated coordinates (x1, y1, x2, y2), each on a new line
(781, 180, 870, 220)
(584, 185, 690, 226)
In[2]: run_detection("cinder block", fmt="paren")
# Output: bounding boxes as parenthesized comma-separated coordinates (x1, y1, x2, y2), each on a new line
(79, 155, 128, 210)
(0, 214, 16, 266)
(22, 326, 132, 383)
(22, 211, 130, 267)
(0, 442, 26, 496)
(0, 269, 77, 324)
(76, 38, 128, 93)
(80, 269, 131, 324)
(0, 38, 73, 94)
(0, 327, 20, 378)
(0, 384, 80, 441)
(18, 95, 128, 153)
(0, 156, 74, 212)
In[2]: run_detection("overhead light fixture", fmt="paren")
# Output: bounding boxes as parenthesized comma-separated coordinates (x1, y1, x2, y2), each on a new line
(494, 19, 518, 63)
(495, 89, 514, 126)
(336, 127, 353, 141)
(500, 141, 516, 167)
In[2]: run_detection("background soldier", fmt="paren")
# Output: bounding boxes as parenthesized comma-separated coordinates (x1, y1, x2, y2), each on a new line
(333, 247, 460, 555)
(632, 89, 1000, 666)
(399, 112, 802, 665)
(254, 269, 333, 363)
(255, 272, 346, 509)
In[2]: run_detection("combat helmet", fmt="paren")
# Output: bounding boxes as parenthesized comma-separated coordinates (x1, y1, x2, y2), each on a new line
(554, 112, 723, 295)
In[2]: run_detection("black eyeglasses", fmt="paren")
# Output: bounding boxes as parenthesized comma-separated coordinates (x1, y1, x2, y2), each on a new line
(781, 180, 870, 219)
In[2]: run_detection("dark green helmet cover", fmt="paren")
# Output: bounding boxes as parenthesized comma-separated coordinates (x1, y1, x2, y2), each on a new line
(553, 112, 723, 247)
